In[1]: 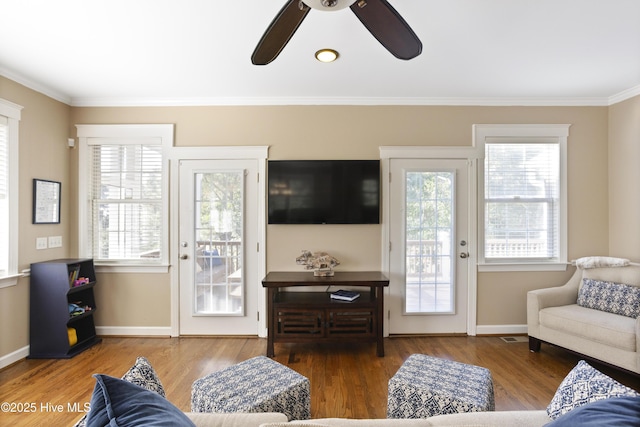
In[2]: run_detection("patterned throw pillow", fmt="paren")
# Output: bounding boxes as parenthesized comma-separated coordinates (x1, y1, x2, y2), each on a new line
(547, 360, 640, 420)
(121, 356, 166, 397)
(73, 356, 166, 427)
(577, 278, 640, 318)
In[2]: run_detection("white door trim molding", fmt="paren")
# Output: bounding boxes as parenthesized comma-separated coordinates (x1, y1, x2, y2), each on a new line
(168, 146, 269, 337)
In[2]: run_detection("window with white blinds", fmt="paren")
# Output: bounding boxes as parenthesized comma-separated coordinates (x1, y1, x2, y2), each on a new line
(484, 142, 559, 260)
(475, 124, 569, 271)
(0, 98, 21, 286)
(77, 124, 172, 269)
(88, 140, 163, 262)
(0, 116, 8, 276)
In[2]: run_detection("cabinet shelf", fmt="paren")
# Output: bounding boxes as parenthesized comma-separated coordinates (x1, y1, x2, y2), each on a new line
(68, 310, 95, 324)
(274, 291, 375, 306)
(68, 281, 96, 295)
(29, 258, 101, 359)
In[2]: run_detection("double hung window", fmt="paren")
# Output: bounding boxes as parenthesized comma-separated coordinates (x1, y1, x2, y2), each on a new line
(476, 125, 569, 271)
(77, 125, 172, 271)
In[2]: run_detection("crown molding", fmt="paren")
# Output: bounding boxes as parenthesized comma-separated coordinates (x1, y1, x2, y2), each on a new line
(69, 95, 612, 108)
(0, 67, 71, 105)
(2, 69, 637, 107)
(608, 84, 640, 105)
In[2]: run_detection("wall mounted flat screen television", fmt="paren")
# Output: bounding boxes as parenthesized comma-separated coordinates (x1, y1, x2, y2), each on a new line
(268, 160, 380, 224)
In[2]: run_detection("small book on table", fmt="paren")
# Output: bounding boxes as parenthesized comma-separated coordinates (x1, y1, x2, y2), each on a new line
(330, 289, 360, 302)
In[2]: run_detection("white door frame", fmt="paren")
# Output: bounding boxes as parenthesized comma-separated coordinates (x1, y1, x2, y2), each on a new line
(168, 146, 269, 337)
(379, 146, 480, 336)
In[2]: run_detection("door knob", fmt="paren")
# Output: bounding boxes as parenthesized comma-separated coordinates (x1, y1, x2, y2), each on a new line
(459, 252, 469, 259)
(180, 254, 188, 260)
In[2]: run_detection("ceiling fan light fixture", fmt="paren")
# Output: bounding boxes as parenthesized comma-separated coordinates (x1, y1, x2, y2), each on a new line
(252, 0, 421, 65)
(315, 48, 339, 62)
(302, 0, 356, 11)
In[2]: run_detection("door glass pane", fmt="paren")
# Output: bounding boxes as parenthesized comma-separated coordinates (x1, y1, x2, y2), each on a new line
(405, 171, 454, 313)
(193, 171, 244, 315)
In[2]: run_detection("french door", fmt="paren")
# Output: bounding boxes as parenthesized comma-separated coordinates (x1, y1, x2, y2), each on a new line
(388, 158, 471, 334)
(178, 159, 261, 335)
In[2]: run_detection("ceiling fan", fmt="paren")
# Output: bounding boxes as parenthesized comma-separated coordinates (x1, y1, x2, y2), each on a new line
(251, 0, 422, 65)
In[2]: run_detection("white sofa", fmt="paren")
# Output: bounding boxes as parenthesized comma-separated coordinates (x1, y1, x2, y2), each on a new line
(183, 410, 552, 427)
(527, 261, 640, 375)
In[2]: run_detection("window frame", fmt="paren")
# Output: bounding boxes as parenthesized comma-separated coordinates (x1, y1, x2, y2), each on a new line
(0, 99, 23, 288)
(76, 124, 173, 273)
(475, 124, 570, 272)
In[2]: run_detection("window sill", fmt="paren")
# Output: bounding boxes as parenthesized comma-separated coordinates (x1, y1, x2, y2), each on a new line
(0, 273, 23, 289)
(477, 262, 569, 272)
(95, 264, 170, 274)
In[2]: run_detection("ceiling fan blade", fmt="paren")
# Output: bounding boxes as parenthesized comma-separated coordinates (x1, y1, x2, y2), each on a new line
(350, 0, 422, 60)
(252, 0, 310, 65)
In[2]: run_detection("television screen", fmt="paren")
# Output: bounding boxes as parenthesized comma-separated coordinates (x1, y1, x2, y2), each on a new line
(268, 160, 380, 224)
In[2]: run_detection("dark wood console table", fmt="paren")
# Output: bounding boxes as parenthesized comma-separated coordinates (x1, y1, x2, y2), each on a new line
(262, 271, 389, 357)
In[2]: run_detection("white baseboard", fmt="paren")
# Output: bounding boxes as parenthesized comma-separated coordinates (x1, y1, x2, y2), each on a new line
(96, 326, 172, 337)
(475, 324, 528, 336)
(0, 345, 29, 370)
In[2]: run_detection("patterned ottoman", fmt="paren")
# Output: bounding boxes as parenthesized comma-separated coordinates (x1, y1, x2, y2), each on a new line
(387, 354, 495, 419)
(191, 356, 310, 420)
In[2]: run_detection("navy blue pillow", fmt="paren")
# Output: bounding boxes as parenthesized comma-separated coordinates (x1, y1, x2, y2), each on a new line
(86, 374, 195, 427)
(545, 396, 640, 426)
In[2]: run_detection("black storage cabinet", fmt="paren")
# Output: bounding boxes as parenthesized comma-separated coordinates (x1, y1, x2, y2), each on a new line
(29, 258, 101, 358)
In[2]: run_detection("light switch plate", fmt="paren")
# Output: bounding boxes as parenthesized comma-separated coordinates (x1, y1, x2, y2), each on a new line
(36, 237, 48, 250)
(48, 236, 62, 248)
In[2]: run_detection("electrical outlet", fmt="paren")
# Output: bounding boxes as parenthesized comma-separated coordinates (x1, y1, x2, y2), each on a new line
(48, 236, 62, 248)
(36, 237, 48, 250)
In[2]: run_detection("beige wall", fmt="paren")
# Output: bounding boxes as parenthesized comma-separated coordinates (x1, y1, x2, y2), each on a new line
(93, 273, 171, 327)
(0, 76, 71, 358)
(3, 73, 631, 363)
(71, 104, 610, 329)
(609, 96, 640, 259)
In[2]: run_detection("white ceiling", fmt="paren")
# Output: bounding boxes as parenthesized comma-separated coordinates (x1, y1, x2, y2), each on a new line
(1, 0, 639, 107)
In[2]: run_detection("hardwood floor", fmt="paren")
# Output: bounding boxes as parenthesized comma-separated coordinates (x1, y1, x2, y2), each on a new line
(1, 336, 639, 426)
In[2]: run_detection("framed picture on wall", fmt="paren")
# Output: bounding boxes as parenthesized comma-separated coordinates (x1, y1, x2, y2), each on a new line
(33, 179, 61, 224)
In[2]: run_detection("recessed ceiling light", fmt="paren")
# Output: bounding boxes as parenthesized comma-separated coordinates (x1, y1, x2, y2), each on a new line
(315, 49, 339, 63)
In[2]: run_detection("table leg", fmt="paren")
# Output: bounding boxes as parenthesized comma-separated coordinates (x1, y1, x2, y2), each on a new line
(267, 287, 276, 357)
(375, 286, 384, 357)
